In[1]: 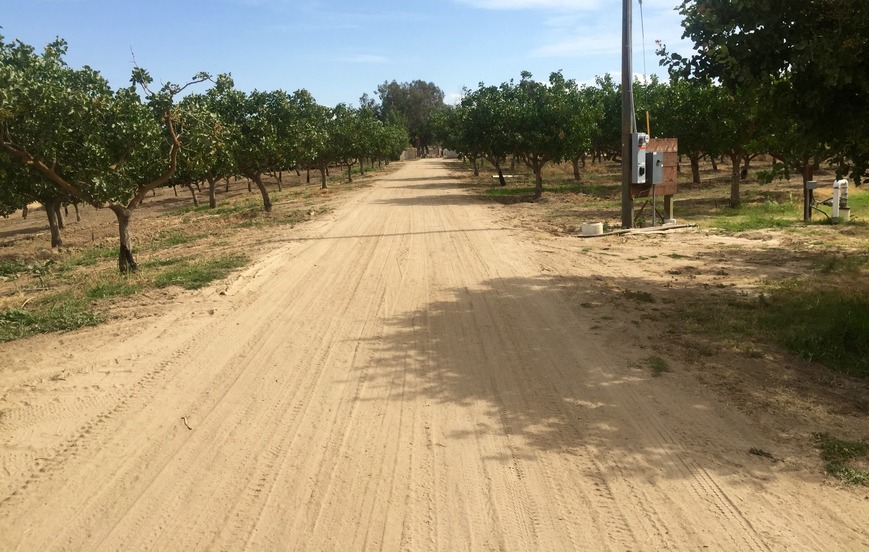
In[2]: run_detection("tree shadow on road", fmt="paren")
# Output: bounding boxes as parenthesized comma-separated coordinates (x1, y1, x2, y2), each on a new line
(349, 261, 869, 485)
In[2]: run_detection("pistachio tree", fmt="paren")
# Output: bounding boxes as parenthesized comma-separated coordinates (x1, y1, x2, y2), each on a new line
(286, 90, 332, 189)
(510, 71, 584, 199)
(172, 88, 236, 209)
(459, 84, 516, 186)
(0, 36, 209, 272)
(663, 0, 869, 183)
(0, 155, 75, 246)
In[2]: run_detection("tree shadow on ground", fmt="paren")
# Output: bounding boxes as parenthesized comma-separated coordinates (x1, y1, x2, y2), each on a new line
(346, 266, 856, 486)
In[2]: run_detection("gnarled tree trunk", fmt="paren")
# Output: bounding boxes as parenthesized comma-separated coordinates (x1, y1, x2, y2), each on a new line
(109, 204, 137, 274)
(248, 173, 272, 212)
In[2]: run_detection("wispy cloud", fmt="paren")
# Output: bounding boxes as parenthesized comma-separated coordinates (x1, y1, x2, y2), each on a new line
(531, 33, 620, 57)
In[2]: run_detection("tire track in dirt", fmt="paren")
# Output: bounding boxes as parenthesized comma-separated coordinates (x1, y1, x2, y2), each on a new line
(2, 159, 868, 551)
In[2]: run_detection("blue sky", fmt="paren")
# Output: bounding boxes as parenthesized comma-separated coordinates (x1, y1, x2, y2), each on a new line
(1, 0, 694, 107)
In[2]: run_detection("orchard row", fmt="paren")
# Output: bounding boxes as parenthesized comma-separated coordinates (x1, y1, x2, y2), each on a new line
(1, 37, 411, 272)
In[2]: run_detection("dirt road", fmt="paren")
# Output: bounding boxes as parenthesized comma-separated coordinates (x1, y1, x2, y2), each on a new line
(1, 159, 867, 550)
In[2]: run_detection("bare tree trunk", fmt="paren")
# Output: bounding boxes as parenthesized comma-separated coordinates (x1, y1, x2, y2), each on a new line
(572, 156, 581, 181)
(44, 199, 63, 248)
(533, 166, 544, 199)
(472, 157, 479, 177)
(249, 173, 272, 212)
(73, 202, 81, 222)
(711, 156, 719, 172)
(494, 161, 506, 187)
(689, 152, 702, 184)
(109, 204, 137, 274)
(22, 205, 28, 219)
(54, 203, 65, 229)
(320, 166, 328, 189)
(306, 169, 311, 184)
(346, 163, 353, 183)
(207, 175, 218, 209)
(186, 183, 199, 207)
(728, 153, 741, 208)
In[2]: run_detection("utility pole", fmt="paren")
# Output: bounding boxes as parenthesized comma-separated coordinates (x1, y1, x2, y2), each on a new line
(621, 0, 634, 228)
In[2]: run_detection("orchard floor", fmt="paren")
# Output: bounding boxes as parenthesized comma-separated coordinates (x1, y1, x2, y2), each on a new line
(1, 158, 867, 550)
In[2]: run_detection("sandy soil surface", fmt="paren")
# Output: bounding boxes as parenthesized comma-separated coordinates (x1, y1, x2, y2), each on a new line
(1, 158, 867, 550)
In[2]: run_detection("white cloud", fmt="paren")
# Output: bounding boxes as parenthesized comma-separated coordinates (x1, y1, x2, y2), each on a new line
(445, 92, 464, 105)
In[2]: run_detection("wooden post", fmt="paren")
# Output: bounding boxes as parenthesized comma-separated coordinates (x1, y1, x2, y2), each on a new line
(664, 195, 675, 221)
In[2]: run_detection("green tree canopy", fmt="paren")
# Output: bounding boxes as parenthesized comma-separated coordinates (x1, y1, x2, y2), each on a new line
(375, 80, 443, 155)
(663, 0, 869, 182)
(0, 35, 209, 271)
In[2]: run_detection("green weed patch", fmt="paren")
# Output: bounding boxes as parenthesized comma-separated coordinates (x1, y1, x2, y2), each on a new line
(0, 298, 102, 342)
(154, 255, 248, 290)
(84, 277, 141, 300)
(815, 433, 869, 486)
(757, 286, 869, 377)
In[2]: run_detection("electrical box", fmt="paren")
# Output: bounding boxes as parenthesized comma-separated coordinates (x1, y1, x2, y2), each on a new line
(631, 132, 649, 184)
(645, 151, 664, 185)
